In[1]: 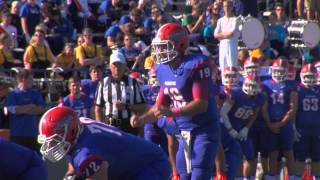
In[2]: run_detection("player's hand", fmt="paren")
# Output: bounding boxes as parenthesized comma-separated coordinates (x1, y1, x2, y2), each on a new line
(228, 128, 240, 139)
(130, 114, 144, 127)
(293, 124, 301, 142)
(153, 106, 173, 118)
(238, 127, 249, 141)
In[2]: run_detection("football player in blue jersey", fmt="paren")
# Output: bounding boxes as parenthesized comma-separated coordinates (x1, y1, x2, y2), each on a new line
(131, 23, 220, 180)
(143, 66, 182, 180)
(38, 106, 171, 180)
(212, 73, 241, 180)
(241, 57, 270, 177)
(261, 57, 297, 179)
(0, 138, 48, 180)
(60, 76, 93, 118)
(220, 74, 265, 179)
(294, 64, 320, 179)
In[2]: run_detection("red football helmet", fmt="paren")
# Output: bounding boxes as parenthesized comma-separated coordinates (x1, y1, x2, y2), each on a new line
(151, 23, 189, 64)
(223, 66, 238, 86)
(242, 74, 260, 96)
(243, 56, 260, 75)
(148, 66, 159, 87)
(300, 63, 316, 86)
(271, 58, 288, 82)
(38, 106, 81, 162)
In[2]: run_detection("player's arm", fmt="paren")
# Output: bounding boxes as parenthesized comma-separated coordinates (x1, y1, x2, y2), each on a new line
(179, 79, 209, 116)
(279, 91, 298, 127)
(238, 106, 259, 141)
(131, 87, 171, 127)
(220, 97, 235, 131)
(261, 97, 278, 133)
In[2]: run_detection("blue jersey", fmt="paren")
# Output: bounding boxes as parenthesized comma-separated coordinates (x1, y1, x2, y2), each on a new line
(81, 79, 98, 101)
(228, 88, 265, 130)
(7, 88, 46, 136)
(142, 85, 160, 107)
(156, 54, 219, 130)
(0, 138, 47, 180)
(296, 85, 320, 134)
(157, 117, 180, 136)
(142, 85, 166, 137)
(262, 79, 296, 121)
(67, 118, 168, 179)
(61, 94, 93, 118)
(211, 83, 221, 97)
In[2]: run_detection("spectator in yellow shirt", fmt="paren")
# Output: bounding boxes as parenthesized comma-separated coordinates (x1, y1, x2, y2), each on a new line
(56, 43, 76, 70)
(74, 35, 84, 68)
(75, 28, 104, 68)
(0, 33, 21, 70)
(23, 28, 55, 77)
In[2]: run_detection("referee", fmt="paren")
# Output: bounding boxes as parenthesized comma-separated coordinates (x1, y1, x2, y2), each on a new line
(95, 50, 147, 135)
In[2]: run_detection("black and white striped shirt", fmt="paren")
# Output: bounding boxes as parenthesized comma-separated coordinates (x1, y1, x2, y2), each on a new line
(95, 75, 145, 119)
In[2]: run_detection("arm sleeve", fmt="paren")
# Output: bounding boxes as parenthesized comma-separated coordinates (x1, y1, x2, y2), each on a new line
(155, 87, 171, 106)
(220, 101, 233, 129)
(191, 60, 212, 100)
(192, 79, 208, 100)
